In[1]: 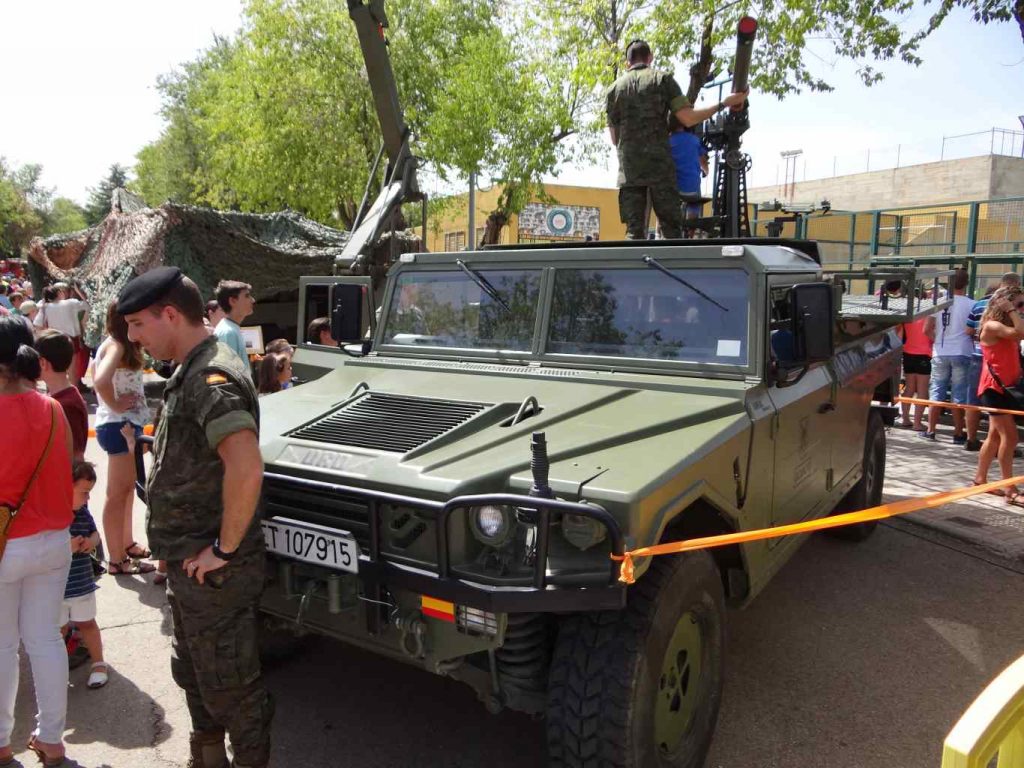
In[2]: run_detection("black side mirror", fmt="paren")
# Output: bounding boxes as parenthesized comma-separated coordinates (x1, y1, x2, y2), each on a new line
(790, 282, 834, 363)
(330, 283, 368, 344)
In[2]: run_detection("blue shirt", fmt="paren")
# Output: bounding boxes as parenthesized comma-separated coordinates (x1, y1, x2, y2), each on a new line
(669, 131, 708, 194)
(65, 505, 98, 599)
(214, 317, 249, 366)
(967, 297, 990, 357)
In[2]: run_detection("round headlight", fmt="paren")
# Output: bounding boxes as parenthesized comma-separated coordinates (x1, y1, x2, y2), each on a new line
(471, 505, 512, 545)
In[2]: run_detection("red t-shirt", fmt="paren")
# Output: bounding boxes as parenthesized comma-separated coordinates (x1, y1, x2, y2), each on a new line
(0, 390, 73, 538)
(979, 336, 1022, 395)
(52, 386, 89, 458)
(901, 319, 933, 356)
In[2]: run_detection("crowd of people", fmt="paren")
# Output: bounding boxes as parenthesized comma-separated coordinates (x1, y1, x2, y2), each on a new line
(0, 266, 282, 766)
(899, 269, 1024, 505)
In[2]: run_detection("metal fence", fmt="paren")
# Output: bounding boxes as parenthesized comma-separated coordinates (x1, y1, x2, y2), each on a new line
(751, 196, 1024, 270)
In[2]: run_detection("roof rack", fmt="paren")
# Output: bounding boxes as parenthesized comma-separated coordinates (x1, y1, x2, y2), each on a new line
(826, 266, 956, 325)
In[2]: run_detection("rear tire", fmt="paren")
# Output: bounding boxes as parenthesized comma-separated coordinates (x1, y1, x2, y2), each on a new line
(547, 551, 724, 768)
(829, 411, 885, 541)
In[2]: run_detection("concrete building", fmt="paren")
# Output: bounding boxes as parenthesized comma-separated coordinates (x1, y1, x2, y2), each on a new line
(748, 155, 1024, 211)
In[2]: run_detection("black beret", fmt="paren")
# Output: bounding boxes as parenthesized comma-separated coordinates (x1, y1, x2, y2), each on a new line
(117, 267, 184, 315)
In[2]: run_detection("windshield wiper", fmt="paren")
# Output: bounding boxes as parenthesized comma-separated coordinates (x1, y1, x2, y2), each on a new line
(456, 259, 512, 313)
(643, 255, 729, 312)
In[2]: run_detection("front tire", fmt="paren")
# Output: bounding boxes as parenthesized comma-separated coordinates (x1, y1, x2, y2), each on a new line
(547, 551, 725, 768)
(829, 411, 886, 541)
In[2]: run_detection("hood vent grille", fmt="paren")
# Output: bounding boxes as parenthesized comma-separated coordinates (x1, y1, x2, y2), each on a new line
(287, 392, 491, 453)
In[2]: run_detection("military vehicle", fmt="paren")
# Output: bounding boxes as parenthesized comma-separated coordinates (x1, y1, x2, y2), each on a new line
(257, 4, 952, 765)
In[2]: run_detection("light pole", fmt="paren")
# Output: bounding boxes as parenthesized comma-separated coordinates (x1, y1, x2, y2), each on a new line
(780, 149, 802, 200)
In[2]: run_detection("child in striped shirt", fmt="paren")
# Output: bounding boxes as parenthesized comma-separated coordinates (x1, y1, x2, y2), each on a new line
(62, 461, 108, 689)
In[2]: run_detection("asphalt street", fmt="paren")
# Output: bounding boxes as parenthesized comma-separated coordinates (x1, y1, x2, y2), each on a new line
(6, 434, 1024, 767)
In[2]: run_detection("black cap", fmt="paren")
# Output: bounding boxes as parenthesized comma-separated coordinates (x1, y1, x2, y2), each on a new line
(117, 266, 184, 314)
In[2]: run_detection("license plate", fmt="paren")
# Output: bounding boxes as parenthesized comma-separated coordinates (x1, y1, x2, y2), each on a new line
(261, 517, 359, 573)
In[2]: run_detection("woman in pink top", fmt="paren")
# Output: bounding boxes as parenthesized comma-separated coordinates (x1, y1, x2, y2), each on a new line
(899, 316, 935, 429)
(0, 316, 74, 767)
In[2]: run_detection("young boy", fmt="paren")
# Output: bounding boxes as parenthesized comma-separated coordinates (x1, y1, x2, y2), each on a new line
(64, 461, 109, 689)
(668, 117, 710, 220)
(36, 329, 89, 461)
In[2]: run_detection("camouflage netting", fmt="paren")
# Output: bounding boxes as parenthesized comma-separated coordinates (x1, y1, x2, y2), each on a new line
(29, 190, 358, 347)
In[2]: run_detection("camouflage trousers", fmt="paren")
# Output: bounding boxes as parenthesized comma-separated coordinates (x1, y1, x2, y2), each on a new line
(618, 184, 684, 240)
(167, 549, 273, 768)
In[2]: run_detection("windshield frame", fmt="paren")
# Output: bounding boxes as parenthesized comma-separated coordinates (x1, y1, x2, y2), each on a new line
(374, 260, 548, 360)
(538, 259, 756, 375)
(372, 250, 759, 378)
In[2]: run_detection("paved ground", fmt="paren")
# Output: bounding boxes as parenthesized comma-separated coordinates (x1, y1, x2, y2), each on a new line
(886, 420, 1024, 564)
(5, 418, 1024, 767)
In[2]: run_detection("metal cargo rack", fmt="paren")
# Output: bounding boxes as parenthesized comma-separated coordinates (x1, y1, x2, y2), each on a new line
(825, 266, 956, 325)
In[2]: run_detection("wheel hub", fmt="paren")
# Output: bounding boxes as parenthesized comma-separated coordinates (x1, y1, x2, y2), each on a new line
(654, 610, 702, 755)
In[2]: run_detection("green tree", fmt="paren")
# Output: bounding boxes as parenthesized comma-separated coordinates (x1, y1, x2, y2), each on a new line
(43, 197, 88, 235)
(84, 164, 130, 225)
(0, 158, 44, 257)
(134, 37, 236, 207)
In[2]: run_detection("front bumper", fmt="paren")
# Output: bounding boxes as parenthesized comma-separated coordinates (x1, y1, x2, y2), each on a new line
(262, 470, 628, 613)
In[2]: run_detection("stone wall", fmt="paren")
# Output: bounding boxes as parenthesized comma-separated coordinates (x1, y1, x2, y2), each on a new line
(749, 156, 1024, 211)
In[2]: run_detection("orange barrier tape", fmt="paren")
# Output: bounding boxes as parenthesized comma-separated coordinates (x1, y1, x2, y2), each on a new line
(611, 473, 1024, 584)
(86, 424, 154, 439)
(896, 396, 1024, 419)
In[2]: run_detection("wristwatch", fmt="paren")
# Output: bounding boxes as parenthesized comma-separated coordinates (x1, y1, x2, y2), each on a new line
(212, 539, 238, 561)
(717, 101, 725, 113)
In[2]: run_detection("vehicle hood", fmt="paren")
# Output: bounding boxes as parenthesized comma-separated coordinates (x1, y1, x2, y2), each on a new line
(259, 360, 750, 501)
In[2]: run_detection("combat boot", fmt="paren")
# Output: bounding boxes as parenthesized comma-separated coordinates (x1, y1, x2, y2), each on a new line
(186, 729, 228, 768)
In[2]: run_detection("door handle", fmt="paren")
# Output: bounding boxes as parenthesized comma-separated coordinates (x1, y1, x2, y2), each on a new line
(818, 402, 836, 414)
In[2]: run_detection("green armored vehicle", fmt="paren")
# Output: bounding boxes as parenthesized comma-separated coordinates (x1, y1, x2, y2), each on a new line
(259, 234, 950, 766)
(256, 3, 952, 764)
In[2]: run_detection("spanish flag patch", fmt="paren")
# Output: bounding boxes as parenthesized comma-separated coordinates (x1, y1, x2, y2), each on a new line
(206, 373, 228, 385)
(421, 595, 455, 623)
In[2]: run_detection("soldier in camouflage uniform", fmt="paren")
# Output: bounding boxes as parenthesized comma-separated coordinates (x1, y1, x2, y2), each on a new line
(118, 267, 272, 768)
(606, 40, 747, 239)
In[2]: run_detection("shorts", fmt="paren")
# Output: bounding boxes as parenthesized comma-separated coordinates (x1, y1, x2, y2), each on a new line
(61, 592, 97, 625)
(929, 355, 970, 405)
(95, 420, 142, 456)
(980, 387, 1021, 414)
(902, 353, 931, 376)
(966, 356, 983, 406)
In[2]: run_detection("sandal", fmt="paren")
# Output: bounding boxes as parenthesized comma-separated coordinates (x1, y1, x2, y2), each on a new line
(26, 735, 65, 766)
(125, 542, 151, 559)
(87, 662, 109, 689)
(0, 746, 14, 767)
(1005, 486, 1024, 507)
(108, 558, 157, 576)
(972, 480, 1006, 497)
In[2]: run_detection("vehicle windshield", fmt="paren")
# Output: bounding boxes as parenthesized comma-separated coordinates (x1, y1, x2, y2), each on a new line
(382, 269, 542, 352)
(547, 267, 750, 364)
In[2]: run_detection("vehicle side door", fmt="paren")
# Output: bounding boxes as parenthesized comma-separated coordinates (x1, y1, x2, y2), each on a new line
(766, 279, 836, 529)
(292, 276, 375, 381)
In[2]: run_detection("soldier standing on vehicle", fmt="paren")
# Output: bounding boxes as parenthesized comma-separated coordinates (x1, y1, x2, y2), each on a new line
(118, 267, 272, 768)
(606, 40, 747, 239)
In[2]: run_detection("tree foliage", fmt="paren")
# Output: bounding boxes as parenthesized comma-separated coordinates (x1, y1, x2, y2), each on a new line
(44, 198, 88, 235)
(133, 0, 1018, 246)
(0, 159, 44, 258)
(84, 164, 130, 225)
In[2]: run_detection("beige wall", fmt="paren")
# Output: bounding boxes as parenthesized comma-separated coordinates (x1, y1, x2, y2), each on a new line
(427, 183, 627, 251)
(749, 156, 1024, 211)
(992, 155, 1024, 199)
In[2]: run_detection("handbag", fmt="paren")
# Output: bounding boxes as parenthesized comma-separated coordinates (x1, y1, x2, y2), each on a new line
(984, 361, 1024, 412)
(0, 400, 58, 563)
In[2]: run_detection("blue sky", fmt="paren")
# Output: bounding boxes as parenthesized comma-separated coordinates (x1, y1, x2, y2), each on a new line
(0, 1, 1020, 205)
